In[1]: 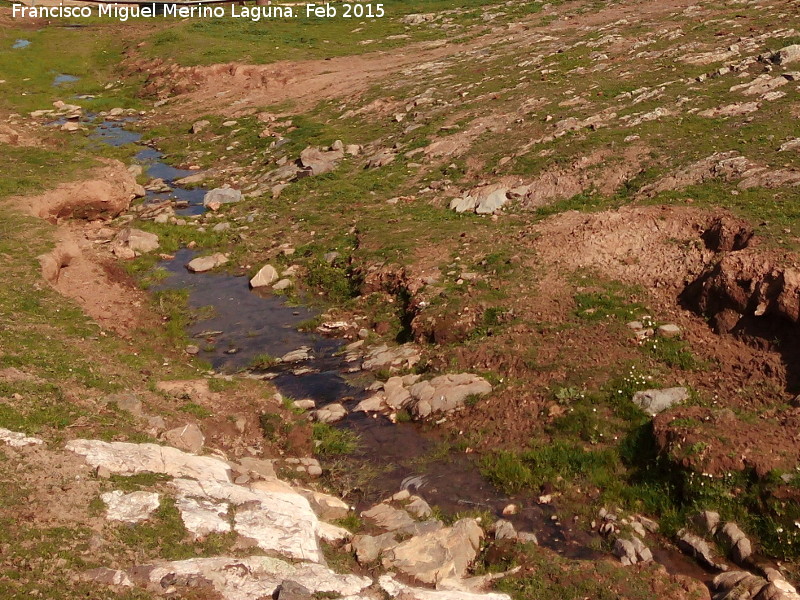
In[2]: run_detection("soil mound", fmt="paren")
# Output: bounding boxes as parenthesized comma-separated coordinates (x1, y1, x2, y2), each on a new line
(13, 159, 140, 222)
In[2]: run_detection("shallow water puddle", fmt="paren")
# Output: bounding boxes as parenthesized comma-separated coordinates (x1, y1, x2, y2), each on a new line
(53, 73, 80, 86)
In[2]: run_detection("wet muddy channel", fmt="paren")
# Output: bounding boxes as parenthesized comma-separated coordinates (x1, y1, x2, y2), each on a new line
(93, 116, 713, 585)
(154, 250, 580, 553)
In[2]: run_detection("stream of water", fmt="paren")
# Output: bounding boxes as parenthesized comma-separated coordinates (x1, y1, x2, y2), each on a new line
(89, 114, 713, 584)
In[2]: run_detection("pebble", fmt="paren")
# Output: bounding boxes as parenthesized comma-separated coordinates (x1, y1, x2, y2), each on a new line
(502, 503, 518, 516)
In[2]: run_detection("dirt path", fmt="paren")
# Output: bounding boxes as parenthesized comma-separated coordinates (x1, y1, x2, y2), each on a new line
(140, 0, 705, 118)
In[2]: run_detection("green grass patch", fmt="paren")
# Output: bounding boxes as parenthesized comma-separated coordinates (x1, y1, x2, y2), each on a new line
(312, 422, 359, 455)
(112, 497, 236, 560)
(641, 336, 703, 371)
(494, 543, 690, 600)
(134, 0, 517, 67)
(108, 472, 173, 492)
(179, 402, 212, 418)
(152, 288, 191, 344)
(248, 353, 280, 370)
(573, 286, 643, 322)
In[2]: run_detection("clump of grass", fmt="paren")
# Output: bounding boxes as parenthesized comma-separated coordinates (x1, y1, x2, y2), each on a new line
(479, 250, 515, 275)
(574, 289, 642, 321)
(553, 386, 585, 404)
(248, 353, 279, 370)
(297, 315, 324, 331)
(464, 393, 483, 408)
(108, 472, 172, 492)
(258, 412, 282, 439)
(179, 402, 212, 419)
(208, 378, 236, 393)
(469, 306, 511, 339)
(304, 258, 360, 304)
(480, 451, 535, 494)
(312, 422, 359, 455)
(394, 408, 413, 422)
(642, 337, 703, 370)
(494, 541, 690, 600)
(0, 389, 83, 434)
(668, 417, 702, 429)
(482, 438, 626, 497)
(152, 289, 190, 344)
(334, 513, 362, 533)
(112, 497, 236, 560)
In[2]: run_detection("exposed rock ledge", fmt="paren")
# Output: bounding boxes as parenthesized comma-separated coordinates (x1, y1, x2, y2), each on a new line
(59, 437, 510, 600)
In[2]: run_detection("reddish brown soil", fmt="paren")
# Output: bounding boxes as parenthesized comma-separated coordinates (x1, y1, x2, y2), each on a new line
(126, 0, 706, 120)
(35, 225, 149, 335)
(12, 159, 138, 223)
(4, 161, 151, 335)
(401, 205, 800, 478)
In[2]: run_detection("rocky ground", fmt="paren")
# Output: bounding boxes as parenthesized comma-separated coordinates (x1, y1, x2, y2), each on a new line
(2, 0, 800, 598)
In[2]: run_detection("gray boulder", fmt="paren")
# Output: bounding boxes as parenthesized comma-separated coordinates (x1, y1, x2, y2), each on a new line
(613, 535, 652, 566)
(250, 264, 279, 288)
(718, 522, 753, 564)
(114, 228, 159, 255)
(187, 253, 228, 273)
(450, 196, 479, 213)
(450, 185, 510, 215)
(311, 403, 347, 424)
(190, 119, 210, 134)
(203, 187, 242, 206)
(101, 490, 160, 524)
(362, 344, 421, 371)
(365, 149, 396, 169)
(299, 146, 343, 176)
(409, 374, 492, 418)
(632, 387, 688, 416)
(162, 423, 205, 454)
(66, 439, 232, 482)
(691, 510, 721, 535)
(677, 529, 726, 570)
(362, 503, 417, 532)
(381, 518, 484, 585)
(277, 580, 313, 600)
(352, 532, 399, 564)
(475, 187, 510, 215)
(492, 519, 517, 541)
(402, 13, 435, 25)
(772, 44, 800, 65)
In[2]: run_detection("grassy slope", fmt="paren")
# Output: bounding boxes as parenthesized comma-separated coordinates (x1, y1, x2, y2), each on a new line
(137, 0, 556, 66)
(0, 21, 269, 600)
